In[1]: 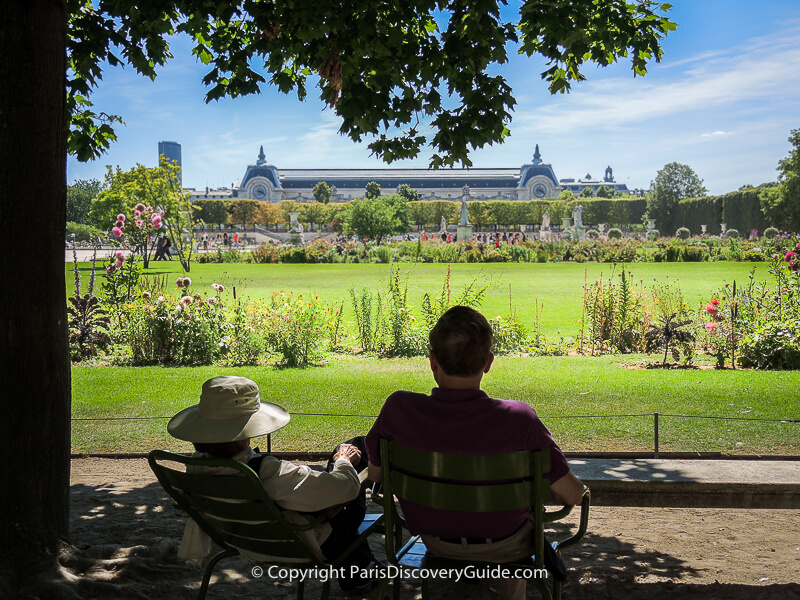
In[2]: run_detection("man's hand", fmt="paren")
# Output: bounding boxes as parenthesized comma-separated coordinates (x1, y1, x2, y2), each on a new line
(333, 443, 361, 466)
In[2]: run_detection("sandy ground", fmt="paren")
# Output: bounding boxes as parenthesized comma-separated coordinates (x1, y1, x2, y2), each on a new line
(70, 458, 800, 599)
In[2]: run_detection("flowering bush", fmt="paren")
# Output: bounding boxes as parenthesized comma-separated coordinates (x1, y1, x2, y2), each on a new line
(111, 204, 165, 268)
(257, 292, 331, 367)
(123, 291, 228, 365)
(699, 297, 734, 368)
(101, 253, 141, 326)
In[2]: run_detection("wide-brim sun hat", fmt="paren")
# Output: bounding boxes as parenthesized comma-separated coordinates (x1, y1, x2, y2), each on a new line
(168, 376, 290, 443)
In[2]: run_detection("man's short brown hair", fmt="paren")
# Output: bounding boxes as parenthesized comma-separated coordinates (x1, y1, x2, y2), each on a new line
(429, 306, 493, 377)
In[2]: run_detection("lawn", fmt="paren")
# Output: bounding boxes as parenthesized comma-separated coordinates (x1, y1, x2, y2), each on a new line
(69, 260, 798, 456)
(69, 260, 768, 338)
(72, 354, 800, 455)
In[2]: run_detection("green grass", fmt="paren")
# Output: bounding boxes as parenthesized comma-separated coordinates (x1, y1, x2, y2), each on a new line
(68, 261, 768, 337)
(72, 355, 800, 455)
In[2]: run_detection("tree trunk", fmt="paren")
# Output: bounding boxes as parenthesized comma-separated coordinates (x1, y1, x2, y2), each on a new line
(0, 0, 72, 594)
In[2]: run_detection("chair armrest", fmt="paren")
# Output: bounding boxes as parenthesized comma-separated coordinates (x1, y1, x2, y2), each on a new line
(543, 504, 574, 522)
(553, 487, 591, 553)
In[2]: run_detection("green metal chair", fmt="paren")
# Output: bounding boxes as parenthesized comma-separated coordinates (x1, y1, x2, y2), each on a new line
(148, 449, 384, 600)
(376, 439, 590, 600)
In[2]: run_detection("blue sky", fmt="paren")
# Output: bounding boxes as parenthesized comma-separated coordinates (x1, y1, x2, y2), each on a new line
(67, 0, 800, 195)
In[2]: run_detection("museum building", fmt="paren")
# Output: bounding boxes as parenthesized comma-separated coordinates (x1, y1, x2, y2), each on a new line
(186, 144, 637, 203)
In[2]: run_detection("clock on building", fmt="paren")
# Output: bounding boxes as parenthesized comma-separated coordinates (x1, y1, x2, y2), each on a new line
(253, 184, 267, 200)
(533, 183, 548, 198)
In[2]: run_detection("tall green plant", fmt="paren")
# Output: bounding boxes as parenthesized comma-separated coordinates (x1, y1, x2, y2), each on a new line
(583, 266, 647, 354)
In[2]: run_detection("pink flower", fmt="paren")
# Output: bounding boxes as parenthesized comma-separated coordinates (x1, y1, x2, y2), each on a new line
(133, 210, 141, 218)
(135, 203, 146, 212)
(796, 243, 800, 249)
(705, 322, 717, 332)
(135, 220, 143, 228)
(710, 299, 721, 306)
(116, 252, 125, 261)
(146, 206, 153, 213)
(112, 226, 123, 238)
(115, 260, 123, 269)
(176, 278, 185, 288)
(160, 210, 166, 217)
(117, 214, 126, 222)
(785, 251, 795, 262)
(181, 296, 193, 305)
(705, 303, 719, 315)
(106, 266, 114, 275)
(115, 221, 124, 229)
(774, 253, 781, 259)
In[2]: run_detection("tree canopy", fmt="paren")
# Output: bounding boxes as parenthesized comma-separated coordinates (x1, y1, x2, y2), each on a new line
(92, 159, 196, 269)
(312, 181, 332, 204)
(343, 194, 410, 242)
(648, 162, 707, 234)
(66, 178, 101, 225)
(365, 181, 382, 199)
(67, 0, 676, 167)
(764, 128, 800, 232)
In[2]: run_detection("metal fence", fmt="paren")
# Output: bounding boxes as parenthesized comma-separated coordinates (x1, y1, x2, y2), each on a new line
(71, 411, 800, 458)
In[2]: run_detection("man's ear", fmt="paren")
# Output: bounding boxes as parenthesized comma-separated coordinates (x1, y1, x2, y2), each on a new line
(429, 351, 438, 372)
(484, 352, 494, 374)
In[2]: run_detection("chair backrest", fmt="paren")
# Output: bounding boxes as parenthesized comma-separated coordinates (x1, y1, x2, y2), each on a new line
(380, 438, 552, 568)
(148, 449, 327, 562)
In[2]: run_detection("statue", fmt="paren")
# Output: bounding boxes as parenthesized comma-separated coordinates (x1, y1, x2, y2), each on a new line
(440, 216, 447, 231)
(459, 198, 469, 226)
(572, 204, 583, 228)
(541, 211, 550, 229)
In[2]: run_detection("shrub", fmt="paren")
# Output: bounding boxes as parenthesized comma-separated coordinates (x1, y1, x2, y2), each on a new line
(124, 292, 229, 365)
(490, 314, 529, 354)
(607, 228, 623, 240)
(259, 292, 330, 367)
(646, 229, 660, 241)
(764, 227, 780, 239)
(738, 321, 800, 370)
(724, 229, 740, 239)
(250, 243, 279, 264)
(66, 222, 103, 243)
(585, 230, 600, 240)
(676, 227, 691, 240)
(581, 267, 647, 354)
(644, 313, 695, 366)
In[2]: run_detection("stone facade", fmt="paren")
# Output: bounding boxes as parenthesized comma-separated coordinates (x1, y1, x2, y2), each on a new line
(187, 144, 636, 202)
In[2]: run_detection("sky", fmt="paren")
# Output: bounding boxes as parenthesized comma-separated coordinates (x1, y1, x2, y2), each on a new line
(67, 0, 800, 196)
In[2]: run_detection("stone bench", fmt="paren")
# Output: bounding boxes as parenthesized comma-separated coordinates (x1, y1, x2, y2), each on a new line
(568, 458, 800, 509)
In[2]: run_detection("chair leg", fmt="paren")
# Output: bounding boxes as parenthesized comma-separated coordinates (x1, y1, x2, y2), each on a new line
(421, 576, 429, 600)
(533, 580, 552, 600)
(552, 578, 562, 600)
(319, 579, 329, 600)
(297, 579, 305, 600)
(375, 578, 391, 600)
(197, 549, 235, 600)
(393, 577, 401, 600)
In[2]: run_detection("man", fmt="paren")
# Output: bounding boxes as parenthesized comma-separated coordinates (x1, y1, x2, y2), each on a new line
(168, 376, 378, 594)
(365, 306, 584, 599)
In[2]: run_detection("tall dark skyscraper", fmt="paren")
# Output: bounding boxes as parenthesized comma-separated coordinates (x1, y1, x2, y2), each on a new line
(158, 141, 182, 185)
